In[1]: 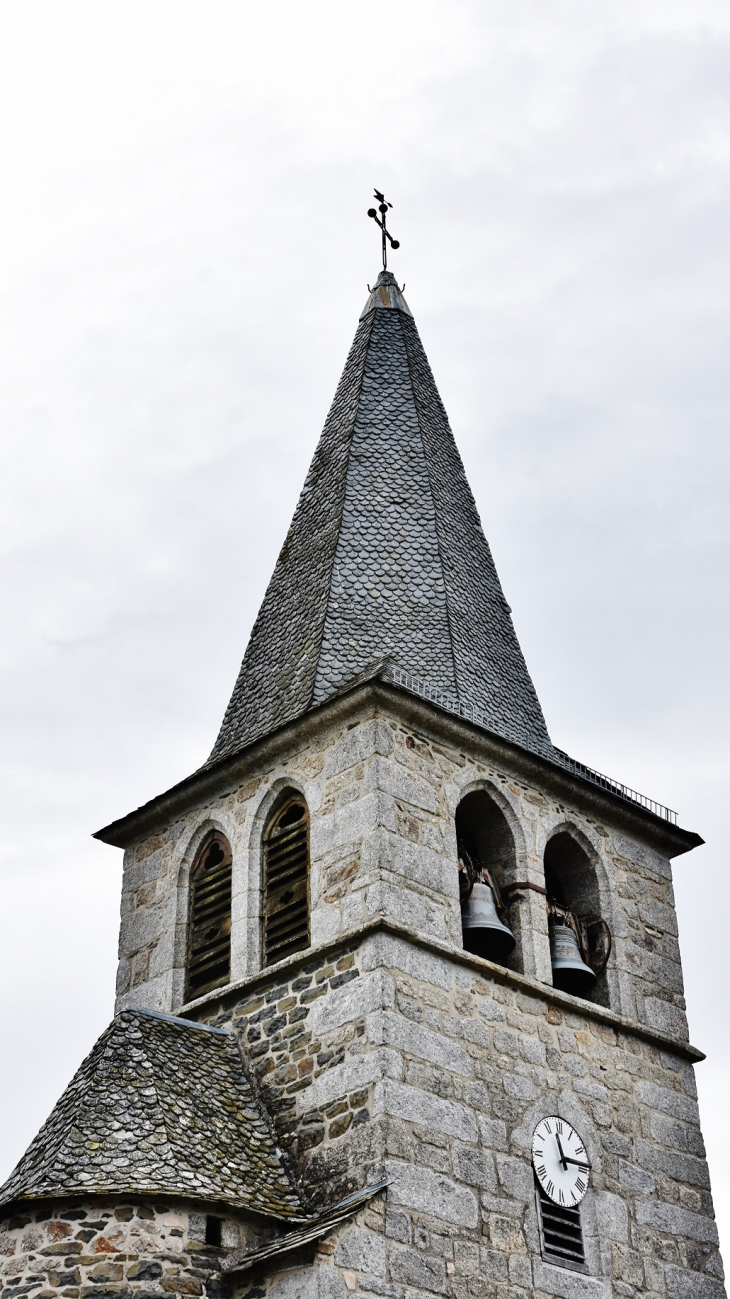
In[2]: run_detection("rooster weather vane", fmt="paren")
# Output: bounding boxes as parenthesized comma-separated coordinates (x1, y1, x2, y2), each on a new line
(368, 189, 400, 271)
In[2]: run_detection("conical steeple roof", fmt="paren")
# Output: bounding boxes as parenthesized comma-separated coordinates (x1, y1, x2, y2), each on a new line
(209, 270, 551, 764)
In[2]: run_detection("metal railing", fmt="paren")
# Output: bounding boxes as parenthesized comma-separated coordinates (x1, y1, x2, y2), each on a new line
(381, 664, 678, 825)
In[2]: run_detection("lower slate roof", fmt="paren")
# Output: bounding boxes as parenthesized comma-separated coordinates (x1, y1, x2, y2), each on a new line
(0, 1006, 304, 1220)
(221, 1180, 389, 1275)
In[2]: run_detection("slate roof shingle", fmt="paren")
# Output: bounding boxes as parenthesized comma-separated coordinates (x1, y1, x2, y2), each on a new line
(208, 270, 552, 765)
(0, 1007, 304, 1219)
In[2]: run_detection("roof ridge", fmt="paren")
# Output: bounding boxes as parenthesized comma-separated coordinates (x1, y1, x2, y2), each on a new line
(309, 305, 461, 705)
(227, 1025, 303, 1204)
(397, 310, 551, 744)
(395, 306, 460, 697)
(205, 308, 377, 763)
(14, 1019, 118, 1198)
(124, 1004, 232, 1037)
(304, 308, 377, 714)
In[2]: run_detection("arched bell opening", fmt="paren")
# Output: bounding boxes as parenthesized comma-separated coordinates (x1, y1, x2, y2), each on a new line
(544, 832, 611, 1006)
(185, 831, 233, 1002)
(262, 790, 311, 967)
(455, 791, 522, 972)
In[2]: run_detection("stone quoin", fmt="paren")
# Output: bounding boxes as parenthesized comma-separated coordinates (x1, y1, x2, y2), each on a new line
(1, 265, 724, 1299)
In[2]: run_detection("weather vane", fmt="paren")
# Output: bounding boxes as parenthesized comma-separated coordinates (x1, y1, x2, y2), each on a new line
(367, 189, 400, 271)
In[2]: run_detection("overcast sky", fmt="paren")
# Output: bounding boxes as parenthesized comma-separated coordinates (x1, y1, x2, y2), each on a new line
(1, 0, 728, 1257)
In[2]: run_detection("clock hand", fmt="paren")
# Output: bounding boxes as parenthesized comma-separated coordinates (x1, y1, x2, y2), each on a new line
(555, 1133, 568, 1171)
(563, 1156, 593, 1170)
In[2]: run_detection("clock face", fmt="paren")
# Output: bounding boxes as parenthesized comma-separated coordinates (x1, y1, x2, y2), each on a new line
(532, 1117, 590, 1207)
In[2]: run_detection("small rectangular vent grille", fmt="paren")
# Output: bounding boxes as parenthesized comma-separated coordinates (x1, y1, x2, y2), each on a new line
(263, 818, 309, 965)
(536, 1183, 587, 1272)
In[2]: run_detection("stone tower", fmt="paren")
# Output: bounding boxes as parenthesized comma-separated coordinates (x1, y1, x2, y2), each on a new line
(1, 269, 725, 1299)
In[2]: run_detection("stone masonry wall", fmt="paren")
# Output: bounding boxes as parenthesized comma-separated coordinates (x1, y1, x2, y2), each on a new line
(202, 930, 723, 1299)
(0, 1198, 257, 1299)
(115, 702, 689, 1046)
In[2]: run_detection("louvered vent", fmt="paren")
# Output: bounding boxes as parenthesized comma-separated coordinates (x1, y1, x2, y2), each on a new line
(263, 795, 310, 966)
(536, 1183, 587, 1273)
(186, 833, 232, 1000)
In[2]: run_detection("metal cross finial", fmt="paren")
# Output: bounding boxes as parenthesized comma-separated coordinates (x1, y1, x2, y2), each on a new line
(367, 189, 400, 271)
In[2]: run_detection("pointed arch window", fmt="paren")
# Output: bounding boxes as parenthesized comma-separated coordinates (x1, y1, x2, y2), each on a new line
(455, 790, 518, 968)
(543, 832, 612, 1004)
(263, 793, 310, 966)
(186, 832, 232, 1000)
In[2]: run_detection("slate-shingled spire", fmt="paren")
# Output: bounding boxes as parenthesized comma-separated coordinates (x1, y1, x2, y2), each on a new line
(209, 269, 551, 764)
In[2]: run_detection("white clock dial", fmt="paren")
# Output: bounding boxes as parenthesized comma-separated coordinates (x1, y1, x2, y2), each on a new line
(532, 1117, 591, 1207)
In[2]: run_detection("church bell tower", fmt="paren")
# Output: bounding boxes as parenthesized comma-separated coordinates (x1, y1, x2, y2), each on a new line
(1, 236, 724, 1299)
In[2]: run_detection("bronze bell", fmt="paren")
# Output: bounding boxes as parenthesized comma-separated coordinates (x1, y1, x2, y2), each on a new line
(549, 915, 596, 996)
(461, 879, 516, 961)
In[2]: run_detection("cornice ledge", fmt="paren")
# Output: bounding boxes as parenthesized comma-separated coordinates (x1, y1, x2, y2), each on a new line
(95, 679, 700, 858)
(93, 685, 386, 847)
(169, 916, 705, 1065)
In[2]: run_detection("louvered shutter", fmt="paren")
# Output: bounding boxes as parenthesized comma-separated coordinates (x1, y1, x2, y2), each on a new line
(536, 1183, 587, 1272)
(263, 797, 310, 966)
(186, 834, 232, 999)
